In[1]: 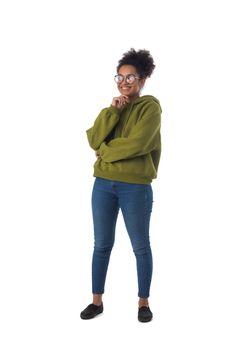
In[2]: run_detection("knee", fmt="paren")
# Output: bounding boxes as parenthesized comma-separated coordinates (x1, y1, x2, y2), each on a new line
(133, 243, 151, 256)
(94, 243, 114, 257)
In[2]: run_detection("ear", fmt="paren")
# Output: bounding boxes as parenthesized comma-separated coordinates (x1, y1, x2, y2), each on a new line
(139, 78, 146, 89)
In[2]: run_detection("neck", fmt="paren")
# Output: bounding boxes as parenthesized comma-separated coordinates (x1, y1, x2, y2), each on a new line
(128, 94, 140, 103)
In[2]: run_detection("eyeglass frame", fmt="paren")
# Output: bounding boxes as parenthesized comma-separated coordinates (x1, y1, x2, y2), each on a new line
(114, 73, 141, 84)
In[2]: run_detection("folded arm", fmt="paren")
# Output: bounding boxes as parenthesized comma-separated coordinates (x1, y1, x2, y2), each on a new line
(86, 106, 120, 150)
(99, 111, 161, 163)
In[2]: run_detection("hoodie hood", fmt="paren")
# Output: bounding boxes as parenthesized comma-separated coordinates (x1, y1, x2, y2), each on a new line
(132, 95, 162, 112)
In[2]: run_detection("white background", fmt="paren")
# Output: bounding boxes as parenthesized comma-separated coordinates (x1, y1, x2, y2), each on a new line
(0, 0, 233, 349)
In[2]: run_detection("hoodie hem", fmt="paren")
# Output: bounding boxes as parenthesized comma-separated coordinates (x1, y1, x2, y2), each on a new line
(93, 169, 154, 185)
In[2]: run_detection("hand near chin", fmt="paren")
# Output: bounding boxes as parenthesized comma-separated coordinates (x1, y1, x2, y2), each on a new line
(111, 95, 129, 109)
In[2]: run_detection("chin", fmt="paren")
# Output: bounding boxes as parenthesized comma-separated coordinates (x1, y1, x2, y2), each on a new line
(121, 91, 132, 97)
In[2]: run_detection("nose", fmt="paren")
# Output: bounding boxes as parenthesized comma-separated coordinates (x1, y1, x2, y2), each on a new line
(119, 77, 130, 85)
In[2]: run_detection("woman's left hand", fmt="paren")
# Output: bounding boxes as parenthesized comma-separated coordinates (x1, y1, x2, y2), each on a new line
(95, 150, 101, 159)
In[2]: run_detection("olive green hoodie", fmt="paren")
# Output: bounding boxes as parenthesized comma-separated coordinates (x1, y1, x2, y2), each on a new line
(86, 95, 162, 184)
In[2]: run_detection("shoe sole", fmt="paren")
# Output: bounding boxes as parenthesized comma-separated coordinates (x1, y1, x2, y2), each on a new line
(138, 316, 153, 322)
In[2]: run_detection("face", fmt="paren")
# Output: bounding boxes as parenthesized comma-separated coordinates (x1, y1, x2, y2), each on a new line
(116, 65, 145, 100)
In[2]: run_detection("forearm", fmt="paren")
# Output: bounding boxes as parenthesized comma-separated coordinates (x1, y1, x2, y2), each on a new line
(86, 106, 120, 150)
(99, 113, 161, 163)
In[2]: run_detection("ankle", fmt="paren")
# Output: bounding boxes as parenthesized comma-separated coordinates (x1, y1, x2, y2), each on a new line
(138, 298, 149, 308)
(93, 294, 103, 306)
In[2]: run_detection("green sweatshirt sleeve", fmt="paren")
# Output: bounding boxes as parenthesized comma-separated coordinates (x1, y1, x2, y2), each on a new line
(99, 110, 161, 163)
(86, 106, 120, 150)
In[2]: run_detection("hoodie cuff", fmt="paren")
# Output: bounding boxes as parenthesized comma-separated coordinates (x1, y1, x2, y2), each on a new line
(108, 105, 120, 114)
(99, 142, 108, 160)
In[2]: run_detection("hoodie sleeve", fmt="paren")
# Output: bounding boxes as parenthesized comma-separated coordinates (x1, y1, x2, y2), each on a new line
(86, 106, 120, 150)
(99, 107, 161, 163)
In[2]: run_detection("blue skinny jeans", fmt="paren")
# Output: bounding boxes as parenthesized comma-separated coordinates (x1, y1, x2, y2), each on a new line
(91, 177, 153, 298)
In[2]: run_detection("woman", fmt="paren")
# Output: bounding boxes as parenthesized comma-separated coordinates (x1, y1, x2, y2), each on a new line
(80, 48, 162, 322)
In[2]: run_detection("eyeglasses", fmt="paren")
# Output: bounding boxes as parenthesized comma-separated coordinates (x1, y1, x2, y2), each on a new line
(114, 74, 141, 84)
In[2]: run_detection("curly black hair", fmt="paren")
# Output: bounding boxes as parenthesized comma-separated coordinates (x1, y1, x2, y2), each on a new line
(117, 48, 156, 79)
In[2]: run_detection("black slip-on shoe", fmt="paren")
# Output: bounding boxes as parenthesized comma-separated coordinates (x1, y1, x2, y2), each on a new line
(138, 306, 153, 322)
(80, 303, 103, 320)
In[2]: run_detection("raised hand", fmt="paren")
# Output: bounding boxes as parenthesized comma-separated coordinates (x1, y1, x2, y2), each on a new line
(111, 95, 129, 109)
